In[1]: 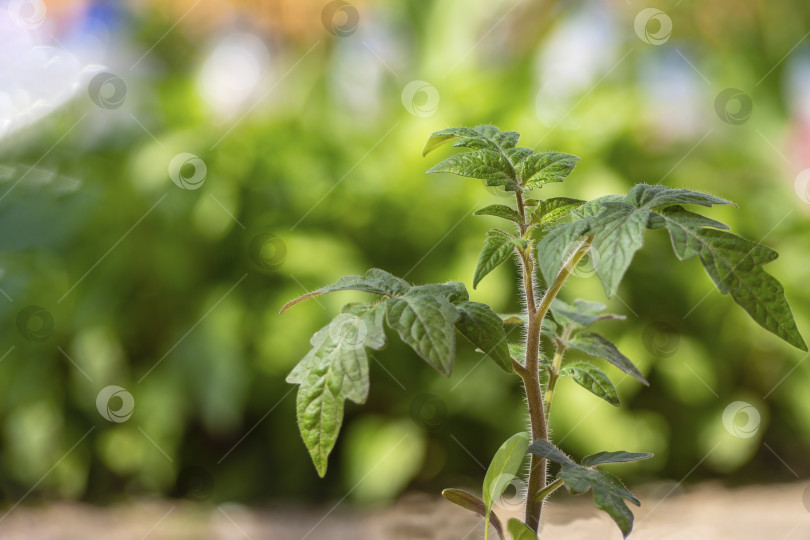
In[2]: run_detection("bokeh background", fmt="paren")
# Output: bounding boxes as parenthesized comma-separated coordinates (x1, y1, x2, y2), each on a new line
(1, 0, 809, 517)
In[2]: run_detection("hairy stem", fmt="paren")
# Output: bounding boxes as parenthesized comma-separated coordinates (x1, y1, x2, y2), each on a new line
(543, 329, 571, 419)
(519, 233, 593, 533)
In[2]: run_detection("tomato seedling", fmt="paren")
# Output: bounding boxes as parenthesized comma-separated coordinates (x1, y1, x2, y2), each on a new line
(281, 125, 805, 538)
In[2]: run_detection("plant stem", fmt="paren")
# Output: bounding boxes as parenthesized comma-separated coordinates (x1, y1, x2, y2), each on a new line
(517, 229, 593, 533)
(543, 328, 571, 418)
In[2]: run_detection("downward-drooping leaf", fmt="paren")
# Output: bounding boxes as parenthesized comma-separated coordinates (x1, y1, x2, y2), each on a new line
(588, 202, 650, 297)
(530, 197, 586, 226)
(483, 432, 531, 537)
(564, 331, 648, 385)
(518, 152, 580, 189)
(385, 292, 460, 375)
(474, 229, 518, 288)
(442, 489, 505, 539)
(455, 301, 512, 372)
(627, 183, 735, 209)
(560, 363, 621, 407)
(527, 439, 646, 538)
(280, 268, 409, 313)
(655, 207, 807, 350)
(581, 451, 654, 467)
(550, 299, 626, 329)
(557, 465, 639, 538)
(474, 204, 524, 225)
(536, 220, 590, 285)
(286, 303, 387, 476)
(507, 518, 538, 540)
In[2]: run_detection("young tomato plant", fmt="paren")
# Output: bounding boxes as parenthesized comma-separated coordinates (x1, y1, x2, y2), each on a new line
(281, 125, 806, 538)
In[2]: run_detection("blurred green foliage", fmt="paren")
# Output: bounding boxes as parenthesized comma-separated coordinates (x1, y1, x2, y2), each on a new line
(1, 0, 810, 507)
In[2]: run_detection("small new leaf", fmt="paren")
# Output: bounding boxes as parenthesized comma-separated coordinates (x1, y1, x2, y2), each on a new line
(483, 432, 531, 537)
(557, 466, 639, 538)
(518, 152, 580, 189)
(550, 298, 626, 329)
(475, 204, 524, 225)
(530, 197, 586, 226)
(560, 363, 621, 407)
(474, 229, 517, 288)
(507, 518, 538, 540)
(565, 331, 648, 385)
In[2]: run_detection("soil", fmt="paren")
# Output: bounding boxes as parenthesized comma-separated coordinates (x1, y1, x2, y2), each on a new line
(2, 482, 809, 539)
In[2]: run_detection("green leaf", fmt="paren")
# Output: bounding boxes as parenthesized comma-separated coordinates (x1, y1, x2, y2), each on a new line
(422, 127, 482, 156)
(518, 152, 580, 189)
(526, 438, 575, 465)
(564, 331, 648, 385)
(560, 362, 621, 407)
(286, 303, 387, 476)
(456, 301, 512, 372)
(536, 220, 590, 285)
(483, 432, 531, 537)
(409, 281, 470, 305)
(442, 489, 505, 539)
(557, 465, 639, 538)
(656, 207, 806, 351)
(280, 268, 409, 313)
(530, 197, 586, 226)
(550, 298, 625, 329)
(507, 518, 538, 540)
(474, 229, 517, 288)
(426, 149, 516, 189)
(475, 204, 524, 225)
(581, 451, 654, 467)
(588, 202, 650, 297)
(385, 292, 460, 375)
(627, 183, 735, 209)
